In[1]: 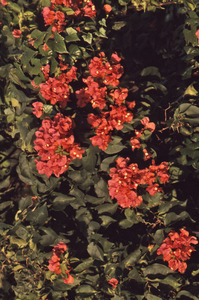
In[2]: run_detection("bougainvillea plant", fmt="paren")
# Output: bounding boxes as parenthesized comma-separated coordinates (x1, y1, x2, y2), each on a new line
(0, 0, 199, 299)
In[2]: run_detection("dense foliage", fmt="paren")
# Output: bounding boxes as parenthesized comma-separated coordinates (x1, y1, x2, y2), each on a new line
(0, 0, 199, 299)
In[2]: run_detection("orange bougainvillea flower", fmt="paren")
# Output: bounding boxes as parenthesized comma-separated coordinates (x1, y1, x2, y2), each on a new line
(108, 278, 118, 289)
(157, 228, 198, 273)
(63, 270, 74, 284)
(32, 102, 43, 118)
(12, 29, 22, 38)
(104, 4, 112, 13)
(196, 29, 199, 43)
(1, 0, 7, 6)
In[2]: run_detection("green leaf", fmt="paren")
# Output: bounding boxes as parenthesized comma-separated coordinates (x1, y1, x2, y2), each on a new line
(124, 209, 143, 224)
(74, 258, 94, 273)
(82, 33, 93, 44)
(15, 225, 29, 240)
(143, 192, 162, 208)
(95, 203, 118, 215)
(100, 155, 117, 172)
(85, 195, 105, 205)
(31, 29, 46, 48)
(128, 268, 143, 282)
(112, 21, 127, 30)
(16, 153, 34, 185)
(39, 228, 58, 247)
(9, 236, 27, 248)
(94, 178, 109, 197)
(157, 275, 181, 290)
(87, 242, 104, 261)
(143, 263, 173, 276)
(52, 194, 76, 210)
(184, 84, 198, 96)
(104, 143, 126, 154)
(145, 294, 162, 300)
(124, 248, 142, 267)
(82, 145, 97, 171)
(8, 2, 21, 13)
(177, 290, 198, 300)
(65, 27, 80, 42)
(21, 45, 36, 66)
(47, 31, 68, 53)
(119, 219, 135, 229)
(183, 0, 196, 10)
(9, 68, 27, 89)
(0, 201, 13, 212)
(99, 215, 116, 227)
(141, 67, 161, 78)
(153, 229, 164, 245)
(183, 28, 198, 46)
(0, 64, 12, 78)
(164, 211, 192, 226)
(77, 285, 96, 295)
(13, 265, 24, 272)
(68, 44, 81, 59)
(26, 204, 48, 225)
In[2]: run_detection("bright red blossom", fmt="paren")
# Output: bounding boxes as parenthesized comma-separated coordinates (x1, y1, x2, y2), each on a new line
(48, 242, 74, 284)
(1, 0, 7, 5)
(108, 278, 118, 289)
(39, 65, 77, 108)
(32, 102, 43, 118)
(63, 269, 74, 284)
(76, 52, 133, 150)
(12, 29, 22, 38)
(196, 29, 199, 43)
(157, 229, 198, 273)
(104, 4, 112, 13)
(42, 0, 96, 33)
(108, 157, 169, 208)
(109, 87, 128, 105)
(34, 113, 84, 178)
(141, 117, 155, 132)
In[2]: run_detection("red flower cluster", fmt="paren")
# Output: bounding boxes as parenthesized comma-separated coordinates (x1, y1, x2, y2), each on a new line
(39, 64, 77, 108)
(42, 0, 96, 32)
(48, 242, 74, 284)
(76, 52, 134, 150)
(157, 228, 198, 273)
(108, 278, 118, 289)
(88, 105, 133, 150)
(76, 52, 124, 109)
(34, 113, 84, 178)
(42, 7, 66, 33)
(130, 116, 156, 160)
(32, 102, 43, 118)
(108, 157, 169, 208)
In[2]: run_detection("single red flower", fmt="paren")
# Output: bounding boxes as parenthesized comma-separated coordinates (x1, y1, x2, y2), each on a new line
(104, 4, 112, 13)
(196, 29, 199, 43)
(108, 278, 118, 289)
(63, 270, 74, 284)
(43, 43, 49, 52)
(12, 29, 22, 38)
(32, 102, 43, 118)
(1, 0, 7, 5)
